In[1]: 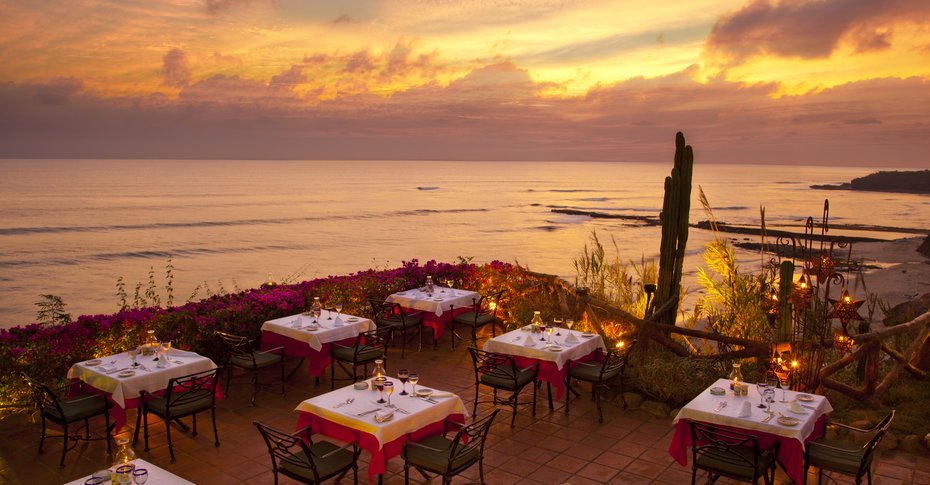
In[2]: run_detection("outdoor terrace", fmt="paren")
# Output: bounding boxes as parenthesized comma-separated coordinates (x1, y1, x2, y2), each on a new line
(1, 329, 927, 485)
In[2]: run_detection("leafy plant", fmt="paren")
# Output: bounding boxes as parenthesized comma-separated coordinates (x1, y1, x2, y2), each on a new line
(573, 230, 656, 318)
(34, 294, 71, 325)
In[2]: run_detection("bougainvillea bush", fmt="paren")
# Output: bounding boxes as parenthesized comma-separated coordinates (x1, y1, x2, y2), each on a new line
(0, 260, 525, 413)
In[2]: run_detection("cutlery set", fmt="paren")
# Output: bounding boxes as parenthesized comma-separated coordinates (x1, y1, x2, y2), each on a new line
(333, 398, 355, 408)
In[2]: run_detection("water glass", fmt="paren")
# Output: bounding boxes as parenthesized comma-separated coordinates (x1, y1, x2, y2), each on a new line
(383, 381, 394, 406)
(132, 468, 149, 484)
(756, 381, 768, 408)
(115, 465, 134, 485)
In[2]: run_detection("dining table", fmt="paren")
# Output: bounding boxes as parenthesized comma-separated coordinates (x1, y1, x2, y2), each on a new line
(261, 310, 376, 379)
(295, 376, 467, 481)
(482, 326, 606, 408)
(385, 286, 479, 343)
(67, 348, 218, 434)
(63, 458, 195, 485)
(668, 378, 833, 484)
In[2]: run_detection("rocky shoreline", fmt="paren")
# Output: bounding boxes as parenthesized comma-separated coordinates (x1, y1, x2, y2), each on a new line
(811, 169, 930, 194)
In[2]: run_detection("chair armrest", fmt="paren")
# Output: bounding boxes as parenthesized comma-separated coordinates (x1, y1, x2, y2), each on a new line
(442, 419, 465, 436)
(405, 440, 447, 453)
(808, 439, 865, 454)
(827, 422, 872, 434)
(292, 426, 313, 442)
(318, 441, 357, 459)
(259, 346, 285, 355)
(62, 393, 106, 405)
(518, 362, 540, 373)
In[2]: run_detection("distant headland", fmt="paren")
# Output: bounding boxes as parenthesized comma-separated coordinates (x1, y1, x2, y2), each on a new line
(811, 169, 930, 194)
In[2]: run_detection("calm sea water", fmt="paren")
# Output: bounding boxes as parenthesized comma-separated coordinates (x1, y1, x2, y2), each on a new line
(1, 159, 926, 328)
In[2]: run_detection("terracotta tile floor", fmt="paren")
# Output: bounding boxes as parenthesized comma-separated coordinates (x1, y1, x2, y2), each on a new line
(2, 330, 927, 484)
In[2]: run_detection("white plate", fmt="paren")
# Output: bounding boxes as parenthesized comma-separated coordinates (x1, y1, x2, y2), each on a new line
(346, 317, 359, 322)
(416, 388, 433, 398)
(85, 359, 102, 367)
(548, 346, 563, 352)
(777, 416, 799, 426)
(118, 370, 135, 378)
(582, 332, 596, 338)
(710, 387, 726, 396)
(796, 394, 815, 402)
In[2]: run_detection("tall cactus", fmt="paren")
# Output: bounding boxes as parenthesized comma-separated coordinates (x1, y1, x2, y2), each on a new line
(653, 132, 693, 325)
(777, 260, 794, 342)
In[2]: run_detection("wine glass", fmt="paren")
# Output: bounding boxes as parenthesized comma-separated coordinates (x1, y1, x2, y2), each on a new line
(128, 347, 140, 368)
(383, 381, 394, 407)
(85, 478, 106, 485)
(398, 368, 409, 395)
(756, 381, 769, 408)
(409, 373, 419, 396)
(160, 341, 171, 362)
(334, 302, 343, 320)
(375, 377, 386, 403)
(764, 388, 776, 411)
(553, 317, 563, 336)
(777, 372, 790, 403)
(566, 319, 574, 332)
(546, 324, 554, 346)
(132, 468, 149, 484)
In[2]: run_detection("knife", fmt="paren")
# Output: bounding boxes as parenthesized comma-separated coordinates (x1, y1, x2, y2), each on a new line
(355, 408, 380, 416)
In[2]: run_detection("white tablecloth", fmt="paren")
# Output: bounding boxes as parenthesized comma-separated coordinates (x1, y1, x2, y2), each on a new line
(63, 458, 194, 485)
(67, 349, 217, 408)
(295, 376, 467, 450)
(673, 378, 833, 445)
(262, 311, 376, 351)
(483, 328, 606, 370)
(386, 287, 479, 317)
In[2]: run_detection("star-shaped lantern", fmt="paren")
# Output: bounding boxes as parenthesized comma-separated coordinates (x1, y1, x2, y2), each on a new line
(828, 287, 864, 334)
(807, 253, 836, 283)
(791, 274, 813, 307)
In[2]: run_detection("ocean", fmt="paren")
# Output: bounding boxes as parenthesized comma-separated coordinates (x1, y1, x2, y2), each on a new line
(1, 159, 926, 328)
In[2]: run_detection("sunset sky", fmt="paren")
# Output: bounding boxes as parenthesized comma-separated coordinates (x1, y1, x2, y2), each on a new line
(1, 0, 929, 165)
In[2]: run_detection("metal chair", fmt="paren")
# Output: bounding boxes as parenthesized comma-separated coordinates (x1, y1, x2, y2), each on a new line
(330, 326, 391, 390)
(368, 299, 424, 358)
(403, 409, 500, 485)
(449, 290, 504, 349)
(253, 420, 360, 484)
(22, 372, 112, 467)
(803, 410, 895, 485)
(140, 367, 219, 462)
(564, 340, 636, 423)
(468, 347, 538, 427)
(688, 420, 780, 485)
(215, 331, 285, 406)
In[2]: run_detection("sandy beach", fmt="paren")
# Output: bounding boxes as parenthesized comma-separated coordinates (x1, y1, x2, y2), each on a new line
(853, 236, 930, 318)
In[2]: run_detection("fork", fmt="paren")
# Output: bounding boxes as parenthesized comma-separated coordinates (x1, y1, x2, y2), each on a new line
(713, 401, 728, 412)
(334, 398, 355, 408)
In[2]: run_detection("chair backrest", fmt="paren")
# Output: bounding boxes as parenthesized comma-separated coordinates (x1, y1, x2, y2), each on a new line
(215, 331, 254, 364)
(471, 289, 505, 317)
(22, 373, 65, 420)
(163, 368, 218, 411)
(253, 421, 324, 481)
(445, 409, 500, 472)
(355, 326, 391, 359)
(858, 410, 895, 474)
(599, 339, 636, 381)
(369, 299, 414, 323)
(468, 348, 518, 385)
(688, 421, 764, 473)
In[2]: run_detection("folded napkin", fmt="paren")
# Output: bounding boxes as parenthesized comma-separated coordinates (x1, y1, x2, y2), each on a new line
(374, 409, 395, 423)
(563, 333, 579, 345)
(100, 364, 120, 374)
(737, 401, 751, 417)
(333, 316, 343, 327)
(523, 335, 536, 346)
(789, 400, 807, 413)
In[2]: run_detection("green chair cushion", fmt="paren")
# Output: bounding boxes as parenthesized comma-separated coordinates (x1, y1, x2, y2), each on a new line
(568, 362, 619, 382)
(807, 438, 868, 475)
(281, 441, 354, 480)
(146, 393, 213, 418)
(452, 312, 493, 326)
(696, 445, 773, 479)
(406, 435, 479, 473)
(332, 345, 383, 364)
(377, 314, 422, 328)
(230, 351, 281, 369)
(53, 395, 107, 422)
(479, 365, 535, 390)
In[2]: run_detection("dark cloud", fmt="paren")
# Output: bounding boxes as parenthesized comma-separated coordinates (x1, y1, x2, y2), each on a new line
(333, 14, 352, 24)
(343, 50, 374, 73)
(162, 48, 191, 88)
(204, 0, 251, 15)
(705, 0, 930, 63)
(29, 77, 83, 105)
(269, 65, 306, 90)
(0, 64, 927, 167)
